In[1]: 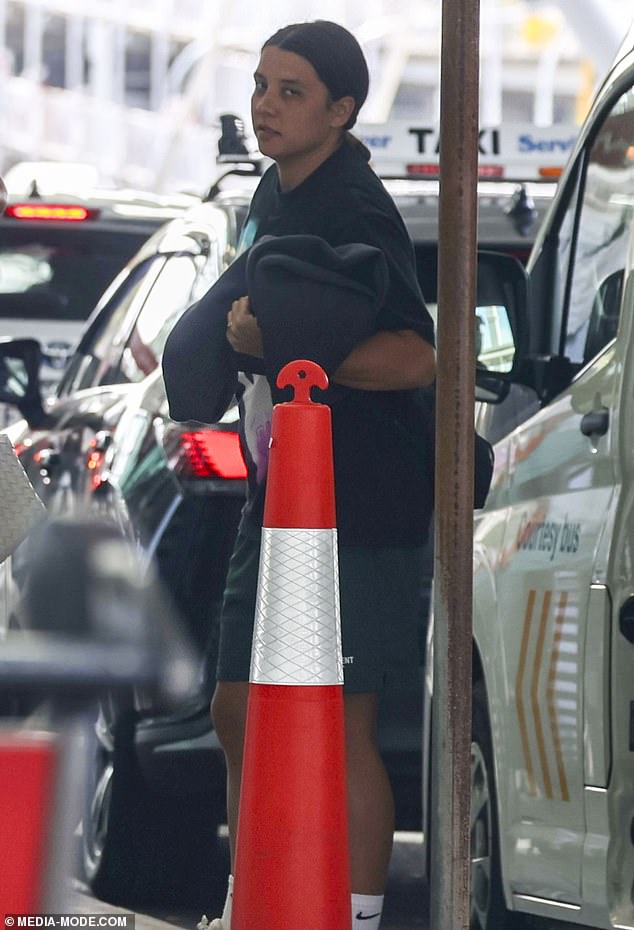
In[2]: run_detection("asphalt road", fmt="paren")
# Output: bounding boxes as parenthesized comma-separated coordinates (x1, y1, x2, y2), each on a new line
(67, 830, 430, 930)
(66, 829, 592, 930)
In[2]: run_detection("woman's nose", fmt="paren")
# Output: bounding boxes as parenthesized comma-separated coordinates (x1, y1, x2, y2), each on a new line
(253, 88, 275, 114)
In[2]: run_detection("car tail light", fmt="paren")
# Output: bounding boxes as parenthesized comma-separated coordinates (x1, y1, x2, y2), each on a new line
(406, 163, 441, 177)
(86, 448, 105, 491)
(477, 164, 505, 178)
(5, 204, 98, 221)
(537, 166, 563, 179)
(83, 432, 112, 492)
(84, 440, 106, 491)
(406, 163, 505, 179)
(179, 430, 247, 480)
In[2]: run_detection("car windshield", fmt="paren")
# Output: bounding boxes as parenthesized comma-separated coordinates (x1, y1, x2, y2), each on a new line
(0, 226, 147, 322)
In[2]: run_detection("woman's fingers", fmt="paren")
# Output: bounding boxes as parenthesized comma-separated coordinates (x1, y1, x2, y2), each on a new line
(226, 297, 263, 357)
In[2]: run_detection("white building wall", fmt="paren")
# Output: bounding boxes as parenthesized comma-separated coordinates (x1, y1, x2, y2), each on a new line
(0, 0, 630, 193)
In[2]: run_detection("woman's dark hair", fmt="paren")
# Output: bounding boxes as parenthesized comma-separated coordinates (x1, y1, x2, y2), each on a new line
(262, 20, 369, 131)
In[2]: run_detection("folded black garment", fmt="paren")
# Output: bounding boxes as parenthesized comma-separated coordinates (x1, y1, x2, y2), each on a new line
(162, 234, 388, 424)
(246, 235, 388, 399)
(162, 248, 254, 424)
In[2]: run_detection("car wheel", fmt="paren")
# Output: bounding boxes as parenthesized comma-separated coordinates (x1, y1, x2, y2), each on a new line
(470, 680, 518, 930)
(82, 706, 222, 907)
(82, 707, 149, 905)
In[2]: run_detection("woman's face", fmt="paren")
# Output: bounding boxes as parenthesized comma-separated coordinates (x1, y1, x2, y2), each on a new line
(251, 46, 352, 188)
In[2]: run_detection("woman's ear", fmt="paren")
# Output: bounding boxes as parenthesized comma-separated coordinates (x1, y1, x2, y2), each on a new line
(330, 95, 356, 128)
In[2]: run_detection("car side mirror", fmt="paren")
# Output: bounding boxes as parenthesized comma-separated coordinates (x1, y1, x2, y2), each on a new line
(0, 337, 46, 425)
(475, 250, 529, 402)
(40, 340, 75, 372)
(475, 368, 510, 404)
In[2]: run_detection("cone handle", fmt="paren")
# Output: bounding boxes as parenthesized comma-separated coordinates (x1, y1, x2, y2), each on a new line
(276, 360, 329, 404)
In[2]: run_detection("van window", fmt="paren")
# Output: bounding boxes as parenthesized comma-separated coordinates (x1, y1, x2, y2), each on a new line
(563, 86, 634, 364)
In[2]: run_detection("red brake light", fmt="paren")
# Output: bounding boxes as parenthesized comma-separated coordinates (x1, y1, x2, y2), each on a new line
(477, 164, 505, 178)
(406, 163, 440, 177)
(84, 437, 107, 491)
(5, 204, 97, 221)
(180, 430, 247, 480)
(406, 163, 505, 179)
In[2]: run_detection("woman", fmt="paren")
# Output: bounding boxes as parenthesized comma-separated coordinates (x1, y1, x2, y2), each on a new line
(208, 20, 436, 930)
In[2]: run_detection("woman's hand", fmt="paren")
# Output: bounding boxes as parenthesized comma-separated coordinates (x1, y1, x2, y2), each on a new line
(226, 296, 264, 358)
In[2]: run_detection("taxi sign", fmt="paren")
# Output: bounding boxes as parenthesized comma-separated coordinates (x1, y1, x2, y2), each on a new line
(356, 120, 579, 179)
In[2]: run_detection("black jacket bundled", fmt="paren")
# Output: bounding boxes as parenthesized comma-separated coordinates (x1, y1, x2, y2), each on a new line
(162, 234, 389, 424)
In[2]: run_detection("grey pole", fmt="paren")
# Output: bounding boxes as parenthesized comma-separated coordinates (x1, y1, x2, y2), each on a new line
(430, 0, 480, 929)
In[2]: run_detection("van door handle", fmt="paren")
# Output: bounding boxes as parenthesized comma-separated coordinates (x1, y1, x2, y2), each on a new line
(580, 408, 609, 437)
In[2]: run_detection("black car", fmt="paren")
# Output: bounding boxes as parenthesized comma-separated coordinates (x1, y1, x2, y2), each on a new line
(0, 160, 554, 907)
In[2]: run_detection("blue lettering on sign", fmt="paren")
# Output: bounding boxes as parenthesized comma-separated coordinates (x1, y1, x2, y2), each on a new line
(361, 135, 392, 148)
(517, 133, 576, 154)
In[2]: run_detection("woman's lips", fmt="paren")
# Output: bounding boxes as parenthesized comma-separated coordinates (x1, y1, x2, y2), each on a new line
(256, 126, 279, 142)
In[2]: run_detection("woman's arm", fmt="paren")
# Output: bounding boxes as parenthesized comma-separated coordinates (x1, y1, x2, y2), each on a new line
(226, 296, 437, 391)
(332, 329, 436, 391)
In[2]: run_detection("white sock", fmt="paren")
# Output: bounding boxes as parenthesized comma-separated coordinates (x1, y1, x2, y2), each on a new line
(219, 880, 383, 929)
(221, 873, 233, 928)
(352, 892, 384, 930)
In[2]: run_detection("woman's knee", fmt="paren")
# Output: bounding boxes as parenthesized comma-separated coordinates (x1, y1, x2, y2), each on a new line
(210, 681, 249, 759)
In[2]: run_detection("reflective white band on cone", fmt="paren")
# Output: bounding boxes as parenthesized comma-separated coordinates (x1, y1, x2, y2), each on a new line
(251, 526, 342, 686)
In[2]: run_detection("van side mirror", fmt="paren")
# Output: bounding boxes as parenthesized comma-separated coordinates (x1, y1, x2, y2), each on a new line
(475, 250, 529, 402)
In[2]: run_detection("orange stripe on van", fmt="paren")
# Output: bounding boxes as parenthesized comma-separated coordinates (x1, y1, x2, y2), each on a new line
(532, 591, 553, 799)
(547, 592, 570, 802)
(516, 590, 537, 795)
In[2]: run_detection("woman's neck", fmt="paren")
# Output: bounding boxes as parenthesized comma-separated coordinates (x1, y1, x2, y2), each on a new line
(276, 137, 343, 192)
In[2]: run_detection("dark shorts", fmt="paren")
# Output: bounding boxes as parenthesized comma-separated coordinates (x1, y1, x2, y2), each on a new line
(215, 530, 427, 693)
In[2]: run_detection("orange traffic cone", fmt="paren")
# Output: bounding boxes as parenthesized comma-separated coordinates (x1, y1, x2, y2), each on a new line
(231, 359, 351, 930)
(0, 732, 58, 911)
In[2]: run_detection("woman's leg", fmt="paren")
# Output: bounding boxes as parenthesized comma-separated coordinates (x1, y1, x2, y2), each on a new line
(211, 680, 250, 867)
(345, 691, 394, 894)
(210, 682, 391, 930)
(212, 683, 392, 887)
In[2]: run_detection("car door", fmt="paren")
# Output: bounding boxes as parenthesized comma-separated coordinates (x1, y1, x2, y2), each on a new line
(17, 239, 218, 517)
(89, 238, 231, 544)
(13, 257, 164, 511)
(480, 80, 634, 906)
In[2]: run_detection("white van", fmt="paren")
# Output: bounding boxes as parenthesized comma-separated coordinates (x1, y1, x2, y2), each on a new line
(423, 18, 634, 930)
